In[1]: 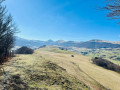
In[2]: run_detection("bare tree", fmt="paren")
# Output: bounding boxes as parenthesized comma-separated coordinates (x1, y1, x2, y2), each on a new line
(103, 0, 120, 20)
(0, 0, 17, 64)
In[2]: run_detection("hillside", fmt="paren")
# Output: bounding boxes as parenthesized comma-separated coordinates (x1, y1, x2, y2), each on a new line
(15, 36, 120, 49)
(1, 46, 120, 89)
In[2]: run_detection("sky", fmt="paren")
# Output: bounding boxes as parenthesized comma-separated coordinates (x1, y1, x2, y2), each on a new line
(4, 0, 120, 41)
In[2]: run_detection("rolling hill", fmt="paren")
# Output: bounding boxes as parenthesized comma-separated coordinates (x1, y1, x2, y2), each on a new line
(1, 46, 120, 89)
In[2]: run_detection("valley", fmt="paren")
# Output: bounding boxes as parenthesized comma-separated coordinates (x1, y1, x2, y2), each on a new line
(68, 47, 120, 65)
(14, 36, 120, 66)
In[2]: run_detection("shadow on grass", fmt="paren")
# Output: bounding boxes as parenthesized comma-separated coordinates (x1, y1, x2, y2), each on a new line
(29, 61, 90, 90)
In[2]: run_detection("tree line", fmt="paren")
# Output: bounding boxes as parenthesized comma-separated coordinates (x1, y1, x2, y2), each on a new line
(0, 0, 16, 64)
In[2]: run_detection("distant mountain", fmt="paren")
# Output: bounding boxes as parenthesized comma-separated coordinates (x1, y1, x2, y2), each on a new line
(15, 37, 45, 49)
(75, 40, 120, 49)
(15, 36, 120, 49)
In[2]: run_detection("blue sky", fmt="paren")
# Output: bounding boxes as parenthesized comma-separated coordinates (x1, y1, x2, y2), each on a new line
(4, 0, 120, 41)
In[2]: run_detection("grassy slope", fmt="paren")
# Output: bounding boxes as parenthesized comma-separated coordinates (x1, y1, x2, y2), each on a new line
(35, 47, 120, 90)
(1, 46, 120, 89)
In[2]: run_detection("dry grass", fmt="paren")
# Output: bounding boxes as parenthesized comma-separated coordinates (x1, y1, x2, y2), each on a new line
(0, 47, 89, 89)
(1, 46, 120, 90)
(35, 47, 120, 90)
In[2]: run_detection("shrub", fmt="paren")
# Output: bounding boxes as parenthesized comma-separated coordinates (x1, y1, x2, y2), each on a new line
(71, 55, 74, 57)
(16, 46, 34, 54)
(92, 57, 120, 73)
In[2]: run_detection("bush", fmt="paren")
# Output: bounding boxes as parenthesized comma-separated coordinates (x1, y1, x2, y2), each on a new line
(16, 46, 34, 54)
(71, 55, 74, 57)
(92, 57, 120, 73)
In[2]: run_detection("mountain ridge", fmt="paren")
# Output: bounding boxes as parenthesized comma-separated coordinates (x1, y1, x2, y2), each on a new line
(15, 36, 120, 49)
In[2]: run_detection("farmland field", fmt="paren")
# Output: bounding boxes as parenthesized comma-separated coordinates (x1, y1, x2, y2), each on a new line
(68, 47, 120, 65)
